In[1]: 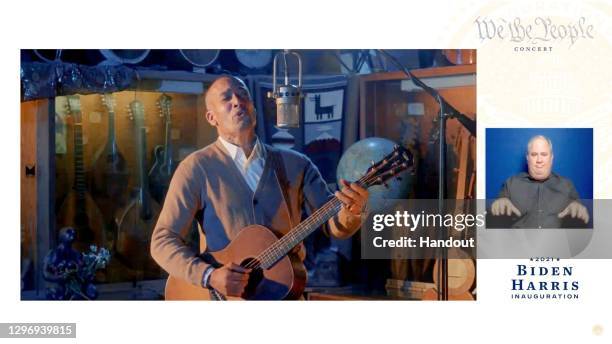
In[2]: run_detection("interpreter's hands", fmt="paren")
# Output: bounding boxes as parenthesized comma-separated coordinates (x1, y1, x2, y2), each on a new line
(491, 197, 522, 217)
(558, 201, 589, 224)
(208, 263, 251, 297)
(335, 179, 369, 216)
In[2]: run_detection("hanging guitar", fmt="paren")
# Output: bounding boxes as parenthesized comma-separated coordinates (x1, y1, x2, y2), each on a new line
(56, 95, 106, 251)
(89, 93, 130, 247)
(148, 94, 175, 204)
(115, 99, 162, 278)
(165, 145, 414, 300)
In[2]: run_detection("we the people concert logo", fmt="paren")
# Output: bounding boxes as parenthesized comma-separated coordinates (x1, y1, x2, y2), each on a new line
(474, 16, 595, 51)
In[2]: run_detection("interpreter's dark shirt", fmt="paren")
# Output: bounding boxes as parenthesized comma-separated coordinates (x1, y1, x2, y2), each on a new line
(498, 172, 580, 228)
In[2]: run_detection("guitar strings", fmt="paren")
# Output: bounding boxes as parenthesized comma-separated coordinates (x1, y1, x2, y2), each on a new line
(244, 156, 405, 270)
(241, 158, 400, 270)
(248, 199, 344, 269)
(242, 194, 355, 270)
(255, 154, 408, 268)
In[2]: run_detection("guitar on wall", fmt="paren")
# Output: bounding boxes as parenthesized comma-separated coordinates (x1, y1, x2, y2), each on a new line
(56, 95, 106, 252)
(115, 100, 162, 279)
(165, 145, 414, 300)
(89, 93, 130, 247)
(148, 94, 175, 204)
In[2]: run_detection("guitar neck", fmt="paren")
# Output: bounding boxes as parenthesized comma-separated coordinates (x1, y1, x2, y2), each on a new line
(72, 117, 86, 197)
(258, 196, 344, 269)
(163, 119, 173, 174)
(137, 126, 152, 219)
(106, 110, 119, 156)
(256, 144, 413, 270)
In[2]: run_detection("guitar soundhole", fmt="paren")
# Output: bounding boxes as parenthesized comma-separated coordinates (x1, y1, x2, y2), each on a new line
(240, 258, 263, 299)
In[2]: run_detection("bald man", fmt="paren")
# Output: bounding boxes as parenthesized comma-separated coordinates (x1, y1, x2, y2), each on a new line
(490, 135, 589, 229)
(151, 76, 368, 298)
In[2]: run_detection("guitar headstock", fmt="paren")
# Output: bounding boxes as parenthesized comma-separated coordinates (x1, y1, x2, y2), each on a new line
(128, 99, 146, 123)
(55, 96, 70, 117)
(362, 145, 414, 188)
(65, 95, 82, 123)
(101, 93, 117, 113)
(157, 94, 173, 121)
(66, 95, 81, 114)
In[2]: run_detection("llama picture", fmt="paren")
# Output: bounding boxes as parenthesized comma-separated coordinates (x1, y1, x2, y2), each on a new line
(303, 89, 344, 124)
(314, 94, 335, 120)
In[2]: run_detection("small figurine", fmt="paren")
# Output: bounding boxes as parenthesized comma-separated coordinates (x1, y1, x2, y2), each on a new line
(43, 227, 110, 300)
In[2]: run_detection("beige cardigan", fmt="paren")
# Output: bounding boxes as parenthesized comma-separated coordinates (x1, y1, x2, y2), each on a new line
(150, 139, 361, 287)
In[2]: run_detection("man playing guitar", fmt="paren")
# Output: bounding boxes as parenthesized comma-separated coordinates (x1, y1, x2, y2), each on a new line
(150, 76, 368, 300)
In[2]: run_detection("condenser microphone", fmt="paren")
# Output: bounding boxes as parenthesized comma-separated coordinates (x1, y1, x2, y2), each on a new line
(268, 50, 302, 128)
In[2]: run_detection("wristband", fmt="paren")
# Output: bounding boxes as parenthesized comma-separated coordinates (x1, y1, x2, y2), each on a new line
(201, 266, 215, 289)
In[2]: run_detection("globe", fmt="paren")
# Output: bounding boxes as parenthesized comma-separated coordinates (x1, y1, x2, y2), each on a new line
(337, 137, 414, 213)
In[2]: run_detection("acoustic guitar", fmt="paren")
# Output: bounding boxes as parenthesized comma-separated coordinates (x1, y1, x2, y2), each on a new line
(56, 96, 106, 252)
(89, 93, 129, 248)
(115, 100, 161, 278)
(165, 145, 414, 300)
(90, 93, 129, 199)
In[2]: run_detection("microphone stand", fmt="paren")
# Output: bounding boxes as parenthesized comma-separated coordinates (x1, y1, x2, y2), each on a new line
(377, 50, 476, 301)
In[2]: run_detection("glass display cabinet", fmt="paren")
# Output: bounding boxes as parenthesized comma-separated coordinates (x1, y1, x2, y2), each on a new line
(359, 64, 477, 300)
(360, 64, 476, 198)
(21, 70, 219, 299)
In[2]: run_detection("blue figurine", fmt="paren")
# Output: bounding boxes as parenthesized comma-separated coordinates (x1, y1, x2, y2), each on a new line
(43, 227, 110, 300)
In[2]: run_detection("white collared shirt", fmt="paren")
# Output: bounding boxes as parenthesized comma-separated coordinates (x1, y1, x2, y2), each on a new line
(218, 136, 266, 193)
